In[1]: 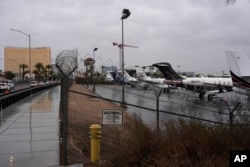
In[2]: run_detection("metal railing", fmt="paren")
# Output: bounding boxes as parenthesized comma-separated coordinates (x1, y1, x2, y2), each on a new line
(0, 82, 60, 110)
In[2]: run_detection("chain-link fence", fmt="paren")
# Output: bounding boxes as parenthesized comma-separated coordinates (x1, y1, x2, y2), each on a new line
(66, 83, 250, 165)
(81, 84, 250, 128)
(56, 50, 78, 165)
(56, 48, 250, 165)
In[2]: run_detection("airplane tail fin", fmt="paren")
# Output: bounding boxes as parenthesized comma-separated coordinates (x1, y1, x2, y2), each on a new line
(152, 62, 183, 80)
(137, 72, 149, 81)
(225, 50, 250, 90)
(225, 50, 250, 77)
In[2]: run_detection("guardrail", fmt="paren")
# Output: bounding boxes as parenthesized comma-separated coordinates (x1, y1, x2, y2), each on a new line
(0, 82, 60, 110)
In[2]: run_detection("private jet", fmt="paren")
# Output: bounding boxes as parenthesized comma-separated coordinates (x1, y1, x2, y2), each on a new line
(112, 69, 141, 87)
(124, 69, 152, 89)
(153, 62, 233, 100)
(104, 71, 115, 82)
(137, 72, 170, 89)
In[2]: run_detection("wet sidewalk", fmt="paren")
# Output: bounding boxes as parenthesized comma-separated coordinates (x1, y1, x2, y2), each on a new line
(0, 87, 60, 167)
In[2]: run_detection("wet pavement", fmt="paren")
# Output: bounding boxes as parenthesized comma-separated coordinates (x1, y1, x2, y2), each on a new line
(0, 86, 60, 167)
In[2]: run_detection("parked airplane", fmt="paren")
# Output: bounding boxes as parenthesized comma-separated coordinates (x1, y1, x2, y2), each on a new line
(152, 62, 233, 100)
(137, 72, 170, 89)
(124, 70, 139, 86)
(225, 50, 250, 98)
(112, 69, 141, 87)
(112, 69, 168, 90)
(104, 71, 115, 82)
(124, 69, 155, 89)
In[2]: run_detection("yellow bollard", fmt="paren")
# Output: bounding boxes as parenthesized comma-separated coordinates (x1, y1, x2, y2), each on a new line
(90, 124, 101, 163)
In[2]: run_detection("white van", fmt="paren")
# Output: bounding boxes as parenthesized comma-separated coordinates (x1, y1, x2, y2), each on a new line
(2, 80, 15, 90)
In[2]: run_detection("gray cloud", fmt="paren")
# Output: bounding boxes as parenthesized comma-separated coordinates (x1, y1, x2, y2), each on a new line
(1, 0, 250, 74)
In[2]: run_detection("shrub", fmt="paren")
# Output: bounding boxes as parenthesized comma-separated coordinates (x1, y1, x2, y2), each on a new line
(108, 115, 250, 167)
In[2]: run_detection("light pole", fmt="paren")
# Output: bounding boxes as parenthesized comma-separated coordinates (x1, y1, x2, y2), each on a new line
(93, 47, 98, 92)
(10, 28, 31, 81)
(121, 9, 131, 106)
(51, 58, 54, 81)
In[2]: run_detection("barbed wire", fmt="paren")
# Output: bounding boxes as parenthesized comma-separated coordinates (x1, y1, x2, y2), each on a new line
(56, 50, 78, 77)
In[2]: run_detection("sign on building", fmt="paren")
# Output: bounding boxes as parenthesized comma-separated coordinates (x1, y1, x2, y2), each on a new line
(84, 58, 95, 66)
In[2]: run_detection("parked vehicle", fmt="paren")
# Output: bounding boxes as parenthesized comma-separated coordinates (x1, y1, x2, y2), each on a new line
(0, 83, 10, 92)
(38, 81, 45, 86)
(30, 81, 38, 87)
(1, 80, 15, 90)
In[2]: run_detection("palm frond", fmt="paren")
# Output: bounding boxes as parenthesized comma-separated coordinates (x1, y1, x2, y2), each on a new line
(225, 0, 236, 5)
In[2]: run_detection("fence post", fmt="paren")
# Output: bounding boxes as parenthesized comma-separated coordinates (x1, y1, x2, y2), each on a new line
(154, 87, 162, 132)
(225, 101, 241, 129)
(56, 49, 77, 165)
(90, 124, 101, 163)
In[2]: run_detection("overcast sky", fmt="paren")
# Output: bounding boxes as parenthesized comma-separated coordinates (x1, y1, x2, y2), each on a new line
(1, 0, 250, 74)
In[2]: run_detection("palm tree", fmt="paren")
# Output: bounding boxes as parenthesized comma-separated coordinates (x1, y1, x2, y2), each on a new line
(225, 0, 236, 4)
(34, 63, 45, 81)
(0, 70, 4, 77)
(45, 64, 52, 80)
(32, 69, 39, 80)
(19, 64, 28, 81)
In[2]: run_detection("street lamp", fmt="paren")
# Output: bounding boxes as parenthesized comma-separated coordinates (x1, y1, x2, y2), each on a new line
(10, 28, 31, 81)
(121, 8, 131, 106)
(93, 47, 98, 92)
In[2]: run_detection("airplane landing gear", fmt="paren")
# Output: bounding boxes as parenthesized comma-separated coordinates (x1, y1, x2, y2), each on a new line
(199, 91, 206, 100)
(207, 95, 213, 101)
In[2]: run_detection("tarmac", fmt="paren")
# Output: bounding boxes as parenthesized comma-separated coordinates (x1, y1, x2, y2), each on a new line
(0, 87, 62, 167)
